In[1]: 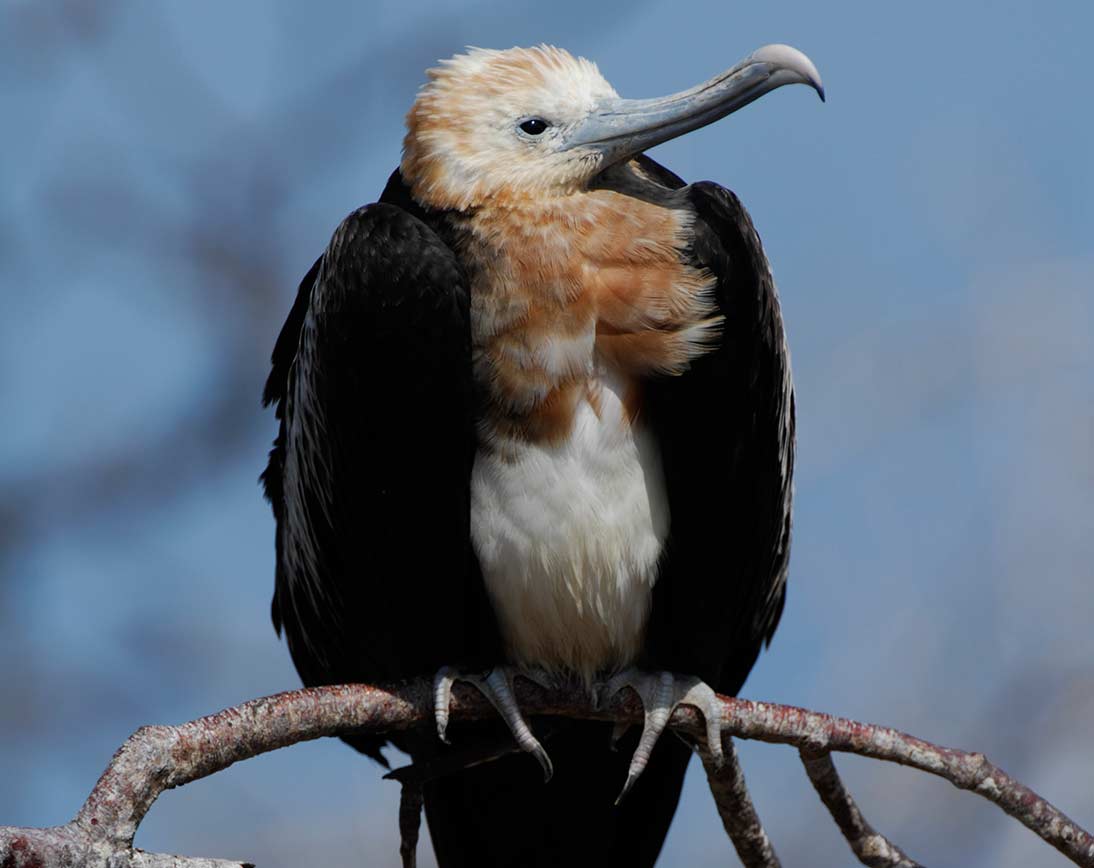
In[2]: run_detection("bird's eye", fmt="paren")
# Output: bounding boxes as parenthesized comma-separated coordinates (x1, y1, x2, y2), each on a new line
(519, 118, 549, 136)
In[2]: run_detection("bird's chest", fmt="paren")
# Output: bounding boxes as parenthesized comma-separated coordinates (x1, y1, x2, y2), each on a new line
(459, 192, 718, 680)
(470, 371, 667, 682)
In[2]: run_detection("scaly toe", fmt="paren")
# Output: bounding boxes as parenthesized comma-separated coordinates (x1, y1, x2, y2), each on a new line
(432, 666, 459, 744)
(676, 678, 725, 768)
(599, 668, 725, 801)
(431, 665, 554, 782)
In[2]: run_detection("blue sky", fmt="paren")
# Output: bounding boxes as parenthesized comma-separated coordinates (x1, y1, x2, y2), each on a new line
(1, 1, 1091, 865)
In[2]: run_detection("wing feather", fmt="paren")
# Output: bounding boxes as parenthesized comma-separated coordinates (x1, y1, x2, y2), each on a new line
(262, 202, 498, 759)
(643, 176, 795, 696)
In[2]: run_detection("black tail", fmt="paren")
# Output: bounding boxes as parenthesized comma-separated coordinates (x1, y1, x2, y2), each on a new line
(422, 720, 691, 868)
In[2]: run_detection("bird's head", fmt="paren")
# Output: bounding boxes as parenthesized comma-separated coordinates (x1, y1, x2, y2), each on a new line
(402, 43, 823, 212)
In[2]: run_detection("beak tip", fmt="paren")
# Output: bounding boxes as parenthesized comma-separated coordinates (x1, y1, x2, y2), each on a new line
(752, 43, 825, 103)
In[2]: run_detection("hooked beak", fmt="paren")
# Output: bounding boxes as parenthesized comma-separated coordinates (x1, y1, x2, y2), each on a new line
(566, 44, 823, 166)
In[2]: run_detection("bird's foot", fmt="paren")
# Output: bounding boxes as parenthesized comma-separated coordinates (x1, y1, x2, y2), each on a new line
(432, 665, 554, 782)
(596, 668, 724, 803)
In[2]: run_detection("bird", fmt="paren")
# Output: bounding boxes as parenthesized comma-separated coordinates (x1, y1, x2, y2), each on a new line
(262, 42, 822, 868)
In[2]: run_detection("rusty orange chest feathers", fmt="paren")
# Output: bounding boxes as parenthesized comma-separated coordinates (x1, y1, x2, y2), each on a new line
(461, 189, 720, 449)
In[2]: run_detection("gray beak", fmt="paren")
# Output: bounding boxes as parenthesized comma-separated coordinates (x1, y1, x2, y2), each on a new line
(566, 44, 824, 166)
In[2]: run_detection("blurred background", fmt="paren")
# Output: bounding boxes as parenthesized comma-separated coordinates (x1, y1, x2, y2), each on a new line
(1, 0, 1091, 865)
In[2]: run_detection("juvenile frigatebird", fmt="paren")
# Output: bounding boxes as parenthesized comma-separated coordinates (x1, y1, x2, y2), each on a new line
(263, 43, 822, 867)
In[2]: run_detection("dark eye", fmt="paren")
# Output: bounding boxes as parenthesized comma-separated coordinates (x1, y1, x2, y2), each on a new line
(519, 118, 549, 136)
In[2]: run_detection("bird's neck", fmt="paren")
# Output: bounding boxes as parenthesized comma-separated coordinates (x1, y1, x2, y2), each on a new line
(454, 189, 720, 450)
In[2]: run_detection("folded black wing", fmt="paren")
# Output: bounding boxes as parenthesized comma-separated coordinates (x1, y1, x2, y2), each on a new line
(262, 203, 497, 759)
(644, 179, 795, 696)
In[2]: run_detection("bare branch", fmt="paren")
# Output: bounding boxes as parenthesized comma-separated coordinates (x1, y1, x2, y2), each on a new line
(1, 680, 1091, 867)
(799, 749, 922, 867)
(720, 697, 1094, 866)
(693, 735, 781, 867)
(0, 826, 253, 868)
(130, 853, 254, 868)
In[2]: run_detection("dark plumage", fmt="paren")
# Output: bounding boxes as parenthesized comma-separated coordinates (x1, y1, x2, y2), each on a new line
(263, 197, 500, 763)
(263, 164, 792, 865)
(262, 42, 819, 868)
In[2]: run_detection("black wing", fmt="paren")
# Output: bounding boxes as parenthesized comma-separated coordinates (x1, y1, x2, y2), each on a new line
(262, 200, 498, 761)
(644, 178, 795, 696)
(425, 166, 792, 868)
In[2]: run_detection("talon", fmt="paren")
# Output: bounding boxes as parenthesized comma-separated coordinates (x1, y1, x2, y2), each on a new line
(600, 668, 725, 800)
(528, 740, 554, 781)
(616, 771, 641, 806)
(431, 664, 554, 782)
(482, 669, 553, 782)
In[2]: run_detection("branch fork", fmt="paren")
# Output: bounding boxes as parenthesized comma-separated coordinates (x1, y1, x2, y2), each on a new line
(1, 680, 1090, 867)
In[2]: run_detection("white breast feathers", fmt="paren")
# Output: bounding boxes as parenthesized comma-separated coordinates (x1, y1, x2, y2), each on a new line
(470, 371, 668, 685)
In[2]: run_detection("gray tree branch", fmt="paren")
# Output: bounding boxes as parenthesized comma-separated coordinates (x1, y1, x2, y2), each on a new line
(692, 734, 781, 867)
(1, 680, 1091, 867)
(799, 748, 922, 867)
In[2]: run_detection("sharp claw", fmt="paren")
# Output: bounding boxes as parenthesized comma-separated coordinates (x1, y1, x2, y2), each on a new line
(530, 741, 554, 782)
(482, 668, 553, 782)
(618, 670, 674, 793)
(431, 664, 554, 782)
(615, 771, 640, 806)
(600, 669, 726, 798)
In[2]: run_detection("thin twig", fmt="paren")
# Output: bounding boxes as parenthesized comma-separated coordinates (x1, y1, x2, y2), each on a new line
(396, 780, 423, 868)
(691, 735, 780, 867)
(799, 749, 922, 867)
(384, 731, 539, 867)
(717, 696, 1093, 866)
(1, 680, 1091, 867)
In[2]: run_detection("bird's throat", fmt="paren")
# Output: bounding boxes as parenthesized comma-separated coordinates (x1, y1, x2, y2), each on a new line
(461, 185, 721, 451)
